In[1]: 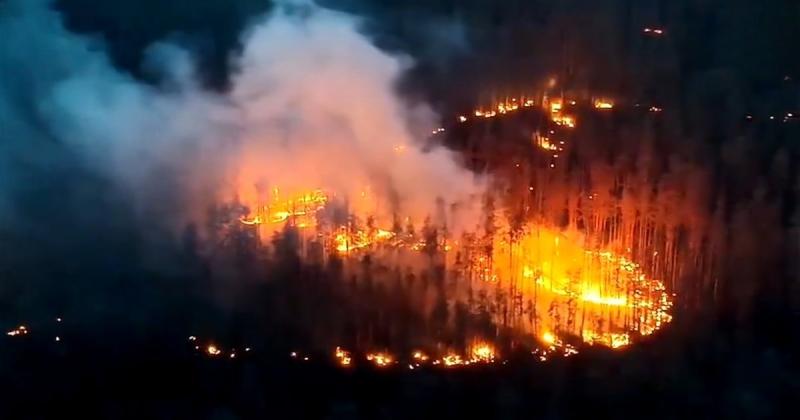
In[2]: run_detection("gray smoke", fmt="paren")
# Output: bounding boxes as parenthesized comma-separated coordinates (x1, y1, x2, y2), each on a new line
(0, 0, 483, 240)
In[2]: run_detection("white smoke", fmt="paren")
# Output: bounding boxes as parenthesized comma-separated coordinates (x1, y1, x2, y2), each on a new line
(0, 0, 483, 235)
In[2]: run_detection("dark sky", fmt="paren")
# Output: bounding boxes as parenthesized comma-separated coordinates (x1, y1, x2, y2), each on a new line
(51, 0, 799, 111)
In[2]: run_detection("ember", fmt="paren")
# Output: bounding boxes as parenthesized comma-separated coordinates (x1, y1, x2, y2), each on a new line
(6, 325, 28, 337)
(335, 347, 352, 367)
(469, 342, 496, 363)
(594, 99, 614, 109)
(366, 352, 394, 367)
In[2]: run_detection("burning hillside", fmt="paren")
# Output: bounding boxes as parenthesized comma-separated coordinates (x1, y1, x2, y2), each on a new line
(0, 0, 686, 373)
(5, 0, 800, 418)
(221, 180, 672, 366)
(212, 84, 674, 365)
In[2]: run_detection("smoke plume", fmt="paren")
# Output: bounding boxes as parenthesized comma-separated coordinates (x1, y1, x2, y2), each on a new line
(0, 0, 481, 239)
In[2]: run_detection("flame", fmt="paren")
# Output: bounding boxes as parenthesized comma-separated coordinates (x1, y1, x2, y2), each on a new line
(366, 352, 393, 367)
(465, 93, 586, 130)
(239, 188, 327, 228)
(594, 99, 614, 109)
(6, 325, 28, 337)
(469, 342, 496, 362)
(545, 98, 576, 128)
(552, 114, 576, 128)
(476, 225, 673, 350)
(243, 187, 672, 355)
(229, 88, 673, 359)
(335, 346, 352, 367)
(583, 330, 631, 348)
(441, 354, 464, 367)
(535, 135, 560, 152)
(580, 290, 627, 306)
(334, 227, 398, 254)
(412, 350, 430, 362)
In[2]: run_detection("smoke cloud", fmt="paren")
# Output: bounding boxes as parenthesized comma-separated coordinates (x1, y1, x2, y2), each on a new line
(0, 0, 482, 240)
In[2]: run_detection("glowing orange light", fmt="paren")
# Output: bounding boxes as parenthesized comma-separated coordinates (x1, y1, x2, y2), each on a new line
(441, 354, 464, 367)
(366, 352, 393, 367)
(535, 135, 559, 151)
(594, 100, 614, 110)
(335, 346, 352, 367)
(6, 325, 28, 337)
(470, 342, 496, 362)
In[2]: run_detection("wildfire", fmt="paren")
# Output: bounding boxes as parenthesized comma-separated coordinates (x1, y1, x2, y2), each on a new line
(366, 352, 394, 367)
(580, 290, 627, 306)
(239, 188, 327, 228)
(335, 346, 352, 367)
(439, 354, 464, 367)
(238, 187, 672, 356)
(594, 99, 614, 109)
(471, 97, 535, 120)
(6, 325, 28, 337)
(334, 227, 398, 254)
(228, 89, 673, 364)
(412, 350, 430, 362)
(552, 114, 576, 128)
(475, 225, 673, 350)
(583, 330, 631, 349)
(410, 344, 498, 368)
(534, 134, 561, 152)
(469, 342, 497, 363)
(549, 100, 562, 114)
(546, 98, 576, 128)
(468, 92, 626, 130)
(185, 335, 254, 361)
